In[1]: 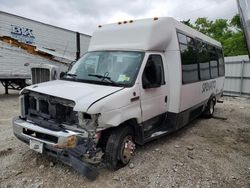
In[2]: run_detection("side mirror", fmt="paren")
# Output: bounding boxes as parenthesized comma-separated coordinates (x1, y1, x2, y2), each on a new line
(60, 72, 66, 79)
(68, 60, 76, 71)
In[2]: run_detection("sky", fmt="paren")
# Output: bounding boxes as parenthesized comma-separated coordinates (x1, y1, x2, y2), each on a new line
(0, 0, 238, 35)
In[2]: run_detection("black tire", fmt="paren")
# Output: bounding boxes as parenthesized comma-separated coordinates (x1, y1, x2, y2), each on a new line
(104, 126, 135, 170)
(203, 98, 215, 118)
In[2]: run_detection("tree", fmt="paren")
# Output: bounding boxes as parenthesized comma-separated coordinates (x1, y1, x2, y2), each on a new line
(181, 19, 194, 28)
(230, 14, 241, 30)
(194, 18, 212, 36)
(182, 14, 248, 56)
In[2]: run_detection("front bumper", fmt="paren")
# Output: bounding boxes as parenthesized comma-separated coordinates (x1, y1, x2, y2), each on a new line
(12, 116, 87, 145)
(12, 116, 98, 180)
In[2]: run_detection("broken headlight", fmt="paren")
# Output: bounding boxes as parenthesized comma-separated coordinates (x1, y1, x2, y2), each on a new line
(19, 95, 26, 118)
(78, 113, 99, 134)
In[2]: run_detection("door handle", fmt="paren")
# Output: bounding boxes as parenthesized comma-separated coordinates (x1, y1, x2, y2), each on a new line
(131, 96, 140, 102)
(165, 96, 168, 103)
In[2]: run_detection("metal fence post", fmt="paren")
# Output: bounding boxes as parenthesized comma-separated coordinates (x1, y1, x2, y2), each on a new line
(240, 60, 245, 96)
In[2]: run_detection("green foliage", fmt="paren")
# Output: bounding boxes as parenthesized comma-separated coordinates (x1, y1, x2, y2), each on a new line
(182, 14, 248, 56)
(223, 31, 247, 56)
(230, 14, 241, 30)
(181, 19, 195, 28)
(195, 18, 213, 36)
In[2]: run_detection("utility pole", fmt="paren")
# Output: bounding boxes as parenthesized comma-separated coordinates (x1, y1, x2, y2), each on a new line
(76, 32, 81, 60)
(236, 0, 250, 58)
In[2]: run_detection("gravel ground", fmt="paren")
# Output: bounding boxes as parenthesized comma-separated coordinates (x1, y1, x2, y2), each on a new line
(0, 86, 250, 188)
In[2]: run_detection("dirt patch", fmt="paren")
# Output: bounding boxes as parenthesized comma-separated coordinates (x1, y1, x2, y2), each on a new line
(0, 86, 250, 188)
(0, 148, 13, 157)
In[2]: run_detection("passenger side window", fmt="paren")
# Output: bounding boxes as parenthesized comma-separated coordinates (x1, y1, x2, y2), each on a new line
(217, 49, 225, 76)
(197, 41, 210, 80)
(142, 55, 165, 89)
(177, 31, 224, 84)
(178, 33, 199, 83)
(209, 46, 219, 78)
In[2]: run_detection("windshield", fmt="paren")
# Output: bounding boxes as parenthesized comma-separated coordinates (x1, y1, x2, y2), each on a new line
(63, 51, 144, 87)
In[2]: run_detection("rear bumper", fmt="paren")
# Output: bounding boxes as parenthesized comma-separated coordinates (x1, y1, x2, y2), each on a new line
(12, 117, 98, 180)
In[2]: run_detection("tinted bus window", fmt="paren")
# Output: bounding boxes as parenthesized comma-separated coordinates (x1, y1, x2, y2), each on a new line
(197, 42, 210, 80)
(187, 36, 195, 46)
(180, 44, 199, 83)
(217, 49, 225, 76)
(209, 46, 218, 78)
(178, 33, 199, 83)
(178, 33, 187, 44)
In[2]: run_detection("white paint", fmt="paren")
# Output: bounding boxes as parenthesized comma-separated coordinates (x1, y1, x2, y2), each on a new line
(87, 17, 223, 114)
(21, 17, 224, 130)
(138, 52, 168, 122)
(24, 79, 123, 112)
(89, 17, 220, 52)
(180, 77, 224, 112)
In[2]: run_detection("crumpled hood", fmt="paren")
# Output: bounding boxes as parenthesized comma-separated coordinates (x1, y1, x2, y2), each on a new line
(23, 80, 123, 112)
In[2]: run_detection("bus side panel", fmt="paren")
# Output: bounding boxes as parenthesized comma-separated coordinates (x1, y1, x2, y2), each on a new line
(180, 77, 224, 112)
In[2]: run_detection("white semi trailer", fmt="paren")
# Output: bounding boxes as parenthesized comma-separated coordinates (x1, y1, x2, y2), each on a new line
(0, 11, 91, 94)
(13, 17, 225, 180)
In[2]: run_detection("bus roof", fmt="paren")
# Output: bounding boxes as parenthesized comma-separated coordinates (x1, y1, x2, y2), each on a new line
(88, 17, 221, 52)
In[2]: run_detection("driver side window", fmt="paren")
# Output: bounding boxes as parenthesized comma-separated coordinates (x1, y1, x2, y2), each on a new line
(142, 55, 165, 89)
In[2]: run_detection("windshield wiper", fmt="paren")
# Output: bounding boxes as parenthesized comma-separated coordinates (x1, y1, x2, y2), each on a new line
(88, 74, 119, 86)
(61, 73, 77, 81)
(65, 73, 77, 77)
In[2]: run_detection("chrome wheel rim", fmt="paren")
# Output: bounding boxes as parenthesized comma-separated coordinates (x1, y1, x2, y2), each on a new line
(209, 101, 214, 114)
(120, 135, 135, 164)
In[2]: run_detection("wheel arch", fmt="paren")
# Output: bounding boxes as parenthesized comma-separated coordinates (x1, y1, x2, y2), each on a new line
(98, 118, 142, 148)
(208, 93, 217, 105)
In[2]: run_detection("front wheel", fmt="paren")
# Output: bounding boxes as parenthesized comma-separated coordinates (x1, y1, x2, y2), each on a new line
(104, 126, 135, 170)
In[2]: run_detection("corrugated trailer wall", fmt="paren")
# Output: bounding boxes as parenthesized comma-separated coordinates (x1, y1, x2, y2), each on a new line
(0, 11, 91, 94)
(0, 40, 67, 78)
(224, 55, 250, 97)
(0, 11, 91, 61)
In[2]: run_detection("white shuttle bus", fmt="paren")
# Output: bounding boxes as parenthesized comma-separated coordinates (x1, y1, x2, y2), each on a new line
(13, 17, 225, 179)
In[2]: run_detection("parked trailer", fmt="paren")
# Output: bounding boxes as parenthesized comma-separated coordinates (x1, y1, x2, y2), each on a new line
(0, 11, 91, 93)
(0, 40, 67, 93)
(13, 17, 225, 180)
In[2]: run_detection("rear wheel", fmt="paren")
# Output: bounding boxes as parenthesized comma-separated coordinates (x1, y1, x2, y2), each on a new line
(104, 126, 135, 170)
(203, 98, 215, 118)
